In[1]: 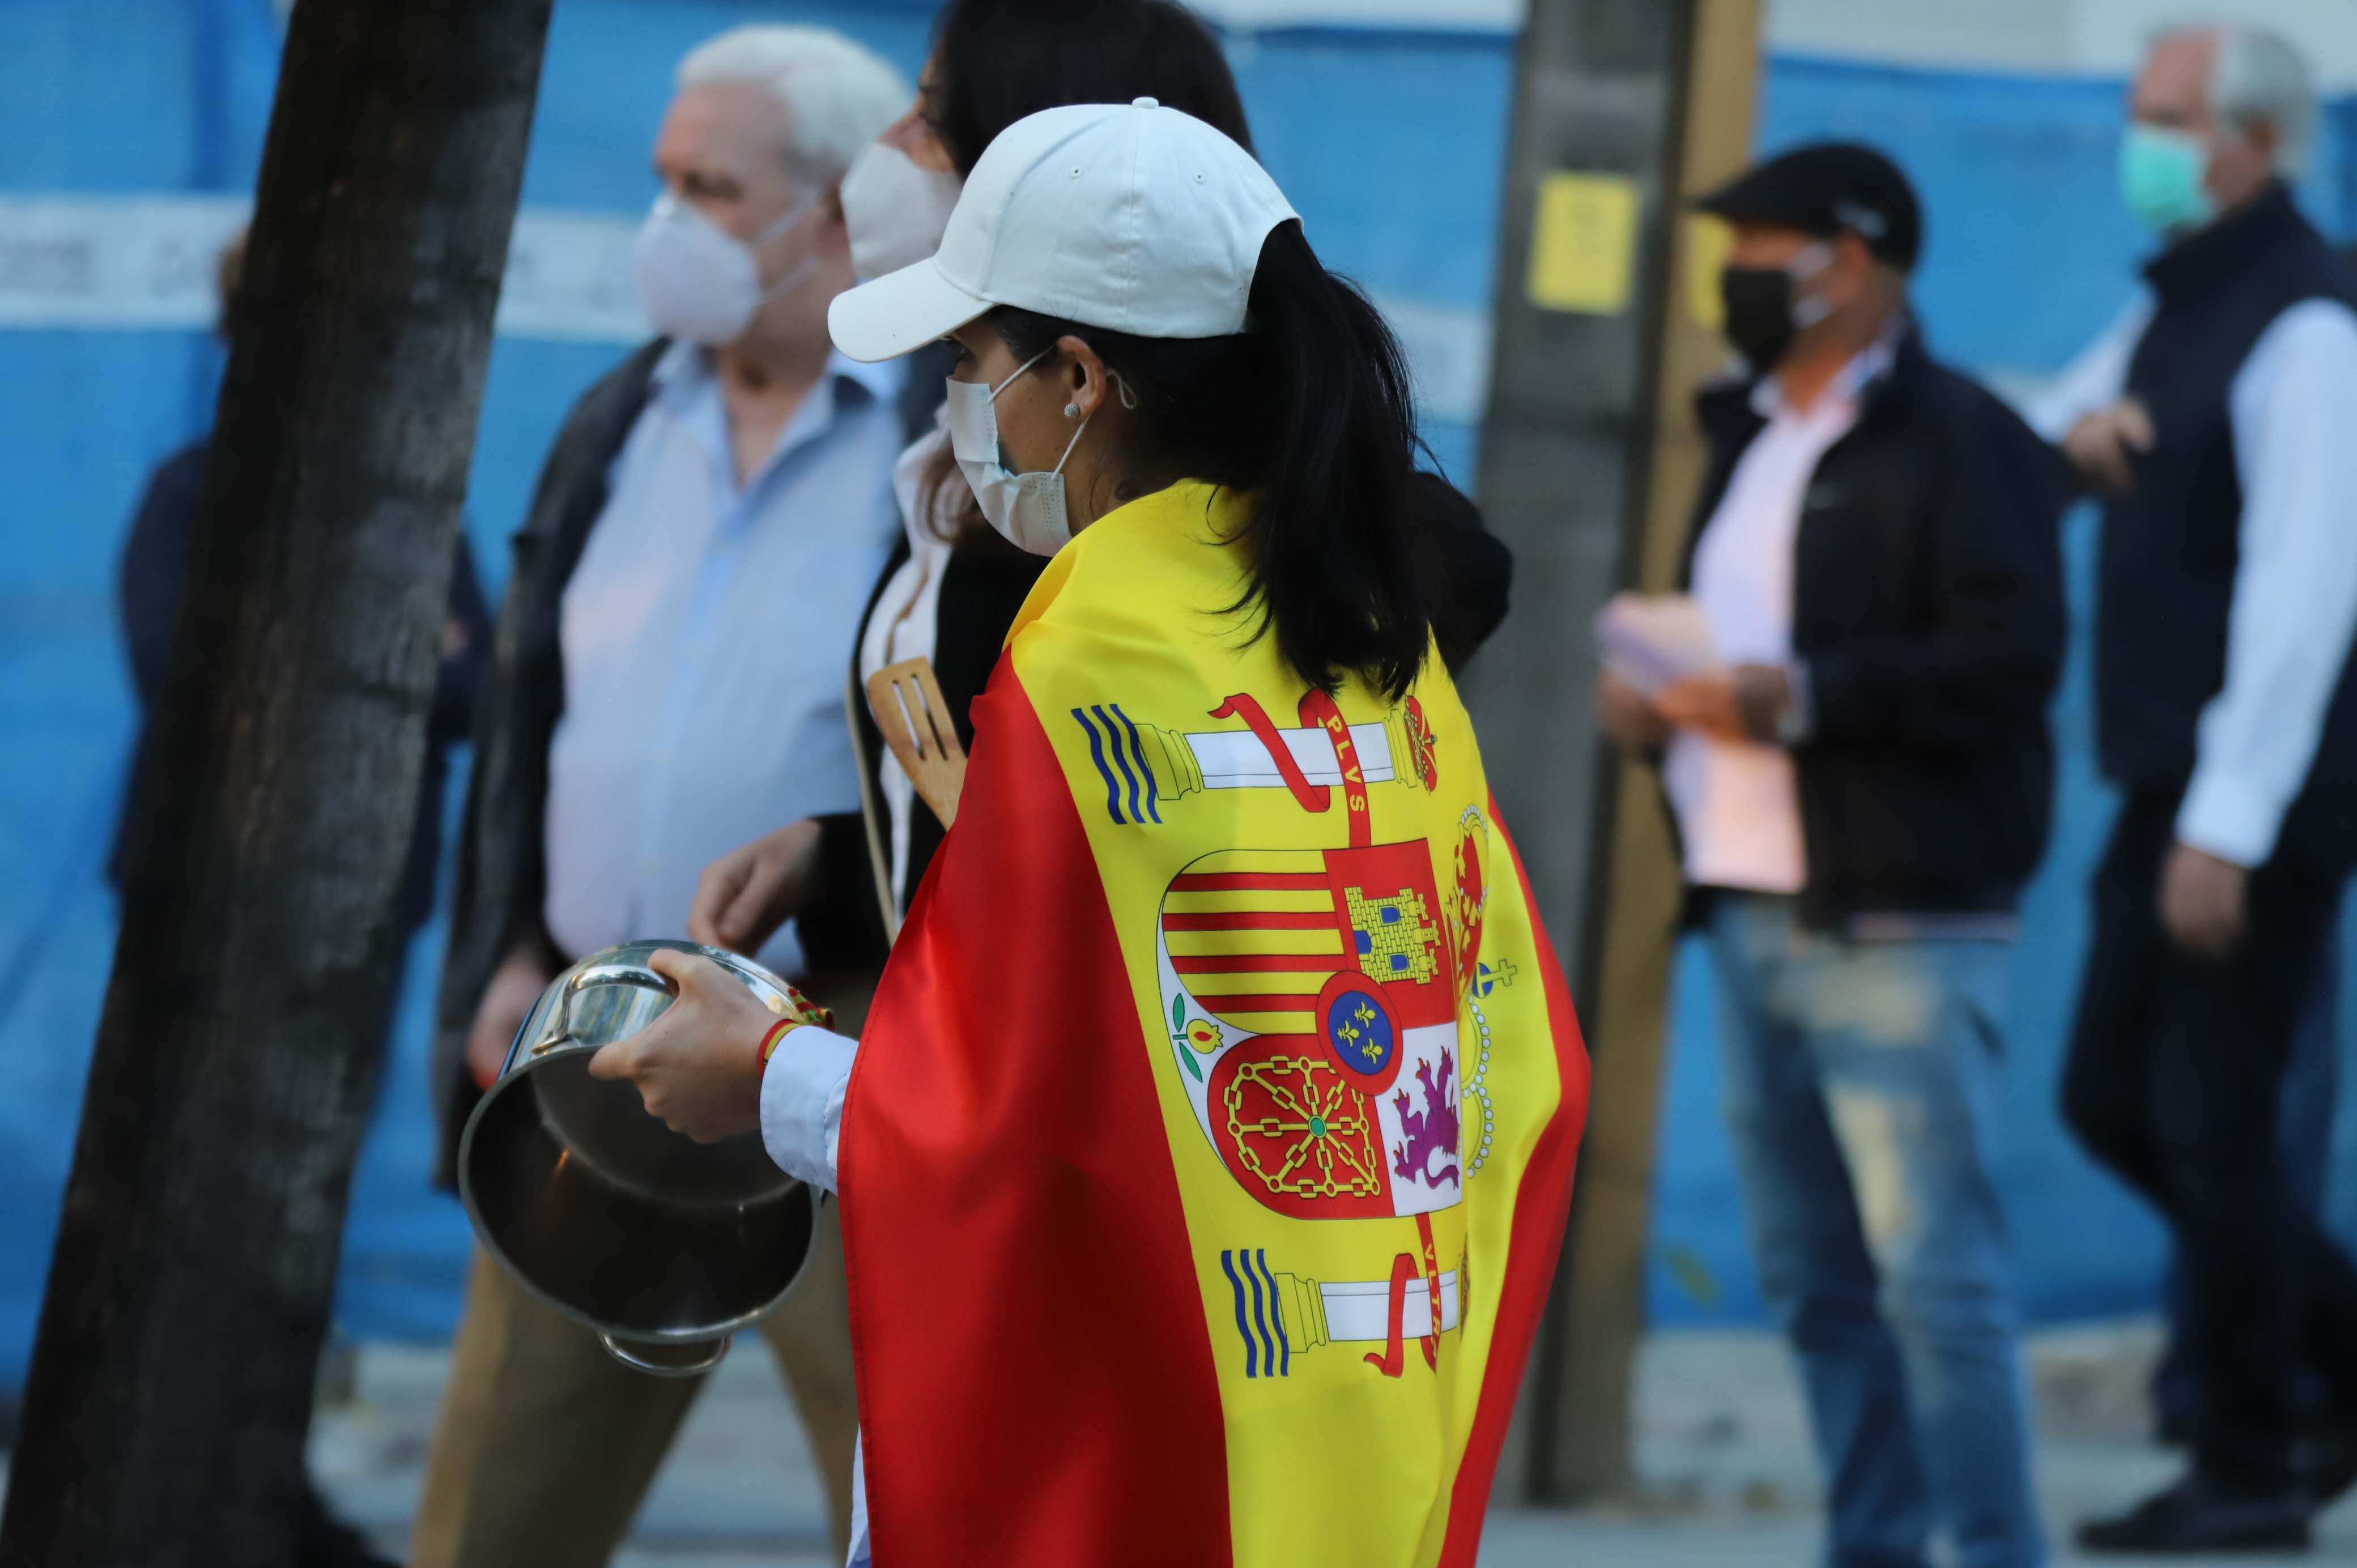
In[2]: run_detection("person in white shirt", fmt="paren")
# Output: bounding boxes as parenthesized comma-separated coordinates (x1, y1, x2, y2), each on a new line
(2030, 24, 2357, 1555)
(1598, 143, 2067, 1568)
(410, 27, 908, 1567)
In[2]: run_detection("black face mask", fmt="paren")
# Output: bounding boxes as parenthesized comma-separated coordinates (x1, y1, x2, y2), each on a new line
(1719, 265, 1799, 370)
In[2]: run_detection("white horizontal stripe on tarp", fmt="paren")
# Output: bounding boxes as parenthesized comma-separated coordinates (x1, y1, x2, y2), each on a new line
(0, 194, 1494, 425)
(1198, 0, 1520, 29)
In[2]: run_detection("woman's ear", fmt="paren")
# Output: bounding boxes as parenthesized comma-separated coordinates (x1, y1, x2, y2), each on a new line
(1056, 333, 1111, 419)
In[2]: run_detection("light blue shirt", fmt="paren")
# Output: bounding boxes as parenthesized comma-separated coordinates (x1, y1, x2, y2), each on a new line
(544, 340, 903, 978)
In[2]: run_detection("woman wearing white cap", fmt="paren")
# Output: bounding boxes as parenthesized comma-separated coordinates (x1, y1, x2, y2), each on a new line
(595, 100, 1587, 1566)
(683, 0, 1268, 962)
(684, 0, 1508, 966)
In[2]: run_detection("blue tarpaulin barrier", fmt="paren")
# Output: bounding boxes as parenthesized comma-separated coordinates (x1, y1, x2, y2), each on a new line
(2, 1, 2354, 1383)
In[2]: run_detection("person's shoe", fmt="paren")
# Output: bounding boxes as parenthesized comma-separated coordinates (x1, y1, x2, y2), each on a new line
(2076, 1473, 2310, 1554)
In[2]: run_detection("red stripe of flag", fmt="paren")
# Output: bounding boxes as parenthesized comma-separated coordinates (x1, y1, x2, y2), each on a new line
(1170, 953, 1349, 975)
(1162, 910, 1334, 931)
(1437, 799, 1590, 1567)
(1169, 872, 1331, 892)
(843, 668, 1232, 1567)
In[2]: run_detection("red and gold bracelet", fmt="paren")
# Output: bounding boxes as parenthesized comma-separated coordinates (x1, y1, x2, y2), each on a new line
(755, 985, 837, 1071)
(784, 984, 836, 1033)
(756, 1017, 802, 1069)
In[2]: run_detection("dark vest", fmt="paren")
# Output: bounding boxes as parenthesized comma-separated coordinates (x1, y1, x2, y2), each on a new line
(2100, 185, 2357, 803)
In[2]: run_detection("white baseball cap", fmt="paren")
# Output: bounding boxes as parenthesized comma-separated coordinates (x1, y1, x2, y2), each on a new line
(828, 97, 1299, 363)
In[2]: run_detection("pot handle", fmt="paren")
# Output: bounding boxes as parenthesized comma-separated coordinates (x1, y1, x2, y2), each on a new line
(599, 1331, 729, 1379)
(569, 955, 684, 1002)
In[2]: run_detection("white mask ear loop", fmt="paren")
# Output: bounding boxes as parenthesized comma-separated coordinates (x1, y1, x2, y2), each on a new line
(987, 347, 1055, 402)
(1046, 369, 1135, 475)
(746, 191, 828, 305)
(1049, 412, 1092, 475)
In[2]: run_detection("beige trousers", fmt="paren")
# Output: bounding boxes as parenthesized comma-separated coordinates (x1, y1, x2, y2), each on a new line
(407, 1202, 857, 1566)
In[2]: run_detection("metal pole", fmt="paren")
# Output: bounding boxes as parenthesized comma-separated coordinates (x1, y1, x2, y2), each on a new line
(1467, 0, 1763, 1504)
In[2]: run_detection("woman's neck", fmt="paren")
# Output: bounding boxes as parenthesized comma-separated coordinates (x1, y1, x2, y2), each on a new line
(1067, 455, 1187, 536)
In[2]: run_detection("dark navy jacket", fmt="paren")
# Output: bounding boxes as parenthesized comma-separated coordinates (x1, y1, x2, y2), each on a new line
(112, 438, 490, 933)
(2099, 182, 2357, 857)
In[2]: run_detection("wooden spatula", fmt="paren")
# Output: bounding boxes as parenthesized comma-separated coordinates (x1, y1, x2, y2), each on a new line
(865, 658, 969, 827)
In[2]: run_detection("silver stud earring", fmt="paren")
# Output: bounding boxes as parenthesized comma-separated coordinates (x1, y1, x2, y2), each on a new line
(1063, 402, 1081, 419)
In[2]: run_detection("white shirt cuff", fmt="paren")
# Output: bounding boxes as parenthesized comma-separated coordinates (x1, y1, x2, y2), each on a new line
(2175, 770, 2281, 869)
(758, 1024, 858, 1194)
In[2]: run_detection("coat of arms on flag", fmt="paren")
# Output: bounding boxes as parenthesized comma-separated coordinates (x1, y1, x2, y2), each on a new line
(1157, 840, 1468, 1221)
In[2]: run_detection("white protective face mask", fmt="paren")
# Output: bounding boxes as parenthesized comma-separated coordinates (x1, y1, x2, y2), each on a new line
(943, 348, 1135, 556)
(840, 142, 963, 282)
(632, 190, 821, 346)
(943, 349, 1076, 555)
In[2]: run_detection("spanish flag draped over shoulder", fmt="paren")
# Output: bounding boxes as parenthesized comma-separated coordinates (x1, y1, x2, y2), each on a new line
(840, 480, 1589, 1567)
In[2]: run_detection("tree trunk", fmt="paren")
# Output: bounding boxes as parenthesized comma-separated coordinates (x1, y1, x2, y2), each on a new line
(0, 1, 551, 1561)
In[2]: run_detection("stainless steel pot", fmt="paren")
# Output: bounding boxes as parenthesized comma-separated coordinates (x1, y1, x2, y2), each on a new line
(457, 940, 819, 1377)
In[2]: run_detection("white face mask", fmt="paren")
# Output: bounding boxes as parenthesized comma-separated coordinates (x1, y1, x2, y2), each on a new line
(840, 142, 963, 283)
(942, 347, 1102, 556)
(632, 190, 821, 346)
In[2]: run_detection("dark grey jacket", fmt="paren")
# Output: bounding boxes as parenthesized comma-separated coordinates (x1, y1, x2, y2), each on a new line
(431, 342, 668, 1181)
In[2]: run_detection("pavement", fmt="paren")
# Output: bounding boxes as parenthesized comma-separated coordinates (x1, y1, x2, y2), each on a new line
(287, 1318, 2357, 1565)
(3, 1320, 2344, 1561)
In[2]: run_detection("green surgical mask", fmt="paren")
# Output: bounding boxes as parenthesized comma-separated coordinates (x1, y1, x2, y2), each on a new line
(2120, 123, 2216, 235)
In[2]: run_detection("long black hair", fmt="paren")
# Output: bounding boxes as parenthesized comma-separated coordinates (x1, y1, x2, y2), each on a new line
(926, 0, 1253, 174)
(992, 221, 1436, 700)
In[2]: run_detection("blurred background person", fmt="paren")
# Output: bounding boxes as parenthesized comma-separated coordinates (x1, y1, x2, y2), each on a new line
(407, 25, 908, 1567)
(2031, 22, 2357, 1554)
(1597, 143, 2067, 1568)
(112, 228, 491, 940)
(690, 0, 1512, 962)
(109, 227, 489, 1568)
(2031, 20, 2349, 1477)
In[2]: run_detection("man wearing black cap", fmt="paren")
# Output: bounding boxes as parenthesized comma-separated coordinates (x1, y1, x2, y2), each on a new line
(1598, 142, 2066, 1568)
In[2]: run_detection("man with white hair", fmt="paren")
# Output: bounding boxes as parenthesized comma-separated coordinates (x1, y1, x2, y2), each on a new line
(410, 25, 913, 1566)
(2032, 23, 2357, 1554)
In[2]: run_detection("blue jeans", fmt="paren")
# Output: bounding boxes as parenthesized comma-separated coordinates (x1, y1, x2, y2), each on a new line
(1708, 894, 2044, 1568)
